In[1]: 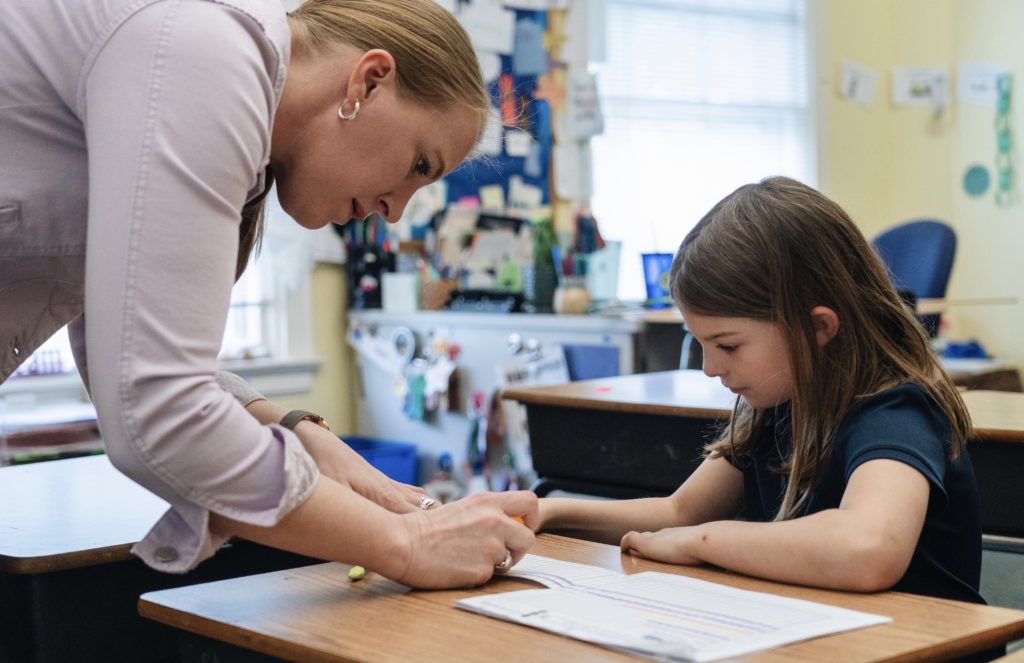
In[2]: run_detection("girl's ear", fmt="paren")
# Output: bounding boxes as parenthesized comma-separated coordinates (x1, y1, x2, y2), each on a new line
(810, 306, 840, 347)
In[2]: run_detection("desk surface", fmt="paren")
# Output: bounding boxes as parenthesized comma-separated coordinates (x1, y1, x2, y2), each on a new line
(0, 455, 167, 574)
(504, 371, 1024, 445)
(961, 390, 1024, 443)
(140, 533, 1024, 663)
(606, 298, 975, 324)
(503, 369, 735, 419)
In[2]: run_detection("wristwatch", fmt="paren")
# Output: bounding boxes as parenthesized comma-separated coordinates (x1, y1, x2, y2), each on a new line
(279, 409, 331, 432)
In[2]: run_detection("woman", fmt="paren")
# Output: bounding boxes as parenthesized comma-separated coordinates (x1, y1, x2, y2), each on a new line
(0, 0, 536, 589)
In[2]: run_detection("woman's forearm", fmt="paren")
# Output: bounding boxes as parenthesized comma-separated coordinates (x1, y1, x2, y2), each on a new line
(211, 478, 539, 589)
(211, 475, 411, 577)
(243, 399, 359, 482)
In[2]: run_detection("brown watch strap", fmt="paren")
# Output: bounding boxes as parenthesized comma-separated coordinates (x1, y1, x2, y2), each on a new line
(279, 410, 330, 431)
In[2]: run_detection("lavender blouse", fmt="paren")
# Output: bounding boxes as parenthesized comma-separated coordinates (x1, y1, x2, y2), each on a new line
(0, 0, 319, 572)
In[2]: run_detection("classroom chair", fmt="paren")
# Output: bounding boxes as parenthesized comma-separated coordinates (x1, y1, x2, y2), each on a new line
(562, 344, 620, 382)
(871, 219, 957, 336)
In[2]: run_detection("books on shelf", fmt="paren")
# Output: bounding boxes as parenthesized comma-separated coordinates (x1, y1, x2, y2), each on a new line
(457, 555, 890, 663)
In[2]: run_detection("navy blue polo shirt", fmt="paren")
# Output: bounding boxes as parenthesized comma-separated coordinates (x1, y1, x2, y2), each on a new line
(729, 384, 983, 604)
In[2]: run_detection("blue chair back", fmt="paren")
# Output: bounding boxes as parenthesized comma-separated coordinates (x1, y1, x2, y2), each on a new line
(871, 219, 956, 335)
(562, 344, 620, 381)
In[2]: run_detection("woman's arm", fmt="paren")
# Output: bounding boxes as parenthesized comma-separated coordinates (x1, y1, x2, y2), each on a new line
(243, 398, 428, 514)
(622, 459, 930, 592)
(210, 478, 539, 589)
(539, 456, 745, 545)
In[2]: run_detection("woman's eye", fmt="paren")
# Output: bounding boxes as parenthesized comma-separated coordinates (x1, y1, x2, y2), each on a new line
(415, 157, 431, 177)
(718, 345, 738, 353)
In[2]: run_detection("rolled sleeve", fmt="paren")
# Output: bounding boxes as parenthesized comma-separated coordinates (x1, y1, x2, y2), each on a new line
(82, 1, 313, 572)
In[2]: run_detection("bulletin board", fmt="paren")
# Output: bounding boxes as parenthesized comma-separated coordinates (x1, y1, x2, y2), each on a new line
(444, 7, 552, 207)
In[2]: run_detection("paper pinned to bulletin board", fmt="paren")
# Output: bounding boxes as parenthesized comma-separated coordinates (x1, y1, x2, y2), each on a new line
(444, 3, 553, 208)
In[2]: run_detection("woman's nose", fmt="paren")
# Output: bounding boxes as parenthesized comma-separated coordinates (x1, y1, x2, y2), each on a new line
(377, 189, 414, 223)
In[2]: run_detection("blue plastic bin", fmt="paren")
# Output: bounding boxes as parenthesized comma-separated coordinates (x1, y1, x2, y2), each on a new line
(342, 436, 418, 485)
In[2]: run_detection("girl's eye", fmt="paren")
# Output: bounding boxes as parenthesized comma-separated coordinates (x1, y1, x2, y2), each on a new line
(718, 345, 738, 354)
(415, 156, 431, 177)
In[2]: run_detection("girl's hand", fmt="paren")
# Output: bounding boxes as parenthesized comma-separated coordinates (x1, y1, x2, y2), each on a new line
(620, 526, 704, 566)
(392, 490, 539, 589)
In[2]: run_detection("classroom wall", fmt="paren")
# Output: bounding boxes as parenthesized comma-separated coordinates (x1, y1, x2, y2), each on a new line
(816, 0, 954, 238)
(818, 0, 1024, 368)
(946, 0, 1024, 368)
(274, 264, 357, 433)
(303, 1, 1024, 427)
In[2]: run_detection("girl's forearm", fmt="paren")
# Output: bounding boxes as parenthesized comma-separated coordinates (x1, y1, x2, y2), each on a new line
(687, 511, 906, 592)
(541, 496, 683, 544)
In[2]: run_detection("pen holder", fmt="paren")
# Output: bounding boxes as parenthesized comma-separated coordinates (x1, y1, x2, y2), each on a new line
(553, 276, 590, 315)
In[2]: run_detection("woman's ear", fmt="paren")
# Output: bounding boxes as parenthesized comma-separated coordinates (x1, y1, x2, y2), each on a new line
(346, 49, 396, 103)
(810, 306, 840, 347)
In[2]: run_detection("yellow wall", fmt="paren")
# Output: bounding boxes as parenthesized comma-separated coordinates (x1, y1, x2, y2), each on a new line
(819, 0, 1023, 367)
(947, 0, 1024, 367)
(274, 264, 357, 431)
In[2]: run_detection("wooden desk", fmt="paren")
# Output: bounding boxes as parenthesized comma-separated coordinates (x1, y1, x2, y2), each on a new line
(0, 455, 316, 663)
(504, 372, 1024, 538)
(961, 390, 1024, 543)
(139, 533, 1024, 662)
(503, 370, 732, 497)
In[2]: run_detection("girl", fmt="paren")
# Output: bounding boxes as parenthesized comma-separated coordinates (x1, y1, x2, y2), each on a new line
(539, 176, 982, 603)
(0, 0, 535, 589)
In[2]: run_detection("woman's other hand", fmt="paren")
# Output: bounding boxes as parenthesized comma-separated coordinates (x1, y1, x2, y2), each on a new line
(318, 432, 430, 514)
(392, 490, 539, 589)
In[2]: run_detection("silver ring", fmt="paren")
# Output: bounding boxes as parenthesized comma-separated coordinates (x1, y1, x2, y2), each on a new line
(418, 496, 437, 511)
(494, 549, 513, 573)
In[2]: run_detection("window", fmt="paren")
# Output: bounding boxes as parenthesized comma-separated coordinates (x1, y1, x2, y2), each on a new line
(11, 328, 74, 378)
(591, 0, 813, 300)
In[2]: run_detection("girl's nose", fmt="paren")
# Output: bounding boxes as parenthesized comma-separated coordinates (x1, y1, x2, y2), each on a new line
(702, 355, 723, 378)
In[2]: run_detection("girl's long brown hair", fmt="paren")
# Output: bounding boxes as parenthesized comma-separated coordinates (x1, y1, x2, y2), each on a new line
(670, 176, 970, 520)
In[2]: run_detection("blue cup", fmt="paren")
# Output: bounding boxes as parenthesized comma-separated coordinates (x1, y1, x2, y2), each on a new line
(641, 253, 674, 309)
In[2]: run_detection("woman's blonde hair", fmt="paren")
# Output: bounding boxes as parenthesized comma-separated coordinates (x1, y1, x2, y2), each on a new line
(236, 0, 488, 279)
(288, 0, 489, 124)
(670, 176, 971, 520)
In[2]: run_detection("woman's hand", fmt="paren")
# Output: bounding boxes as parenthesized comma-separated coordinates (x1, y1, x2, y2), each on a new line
(390, 490, 539, 589)
(620, 526, 705, 566)
(240, 397, 429, 514)
(312, 430, 430, 514)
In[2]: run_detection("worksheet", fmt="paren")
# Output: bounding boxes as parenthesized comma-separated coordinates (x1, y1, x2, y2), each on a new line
(458, 555, 890, 662)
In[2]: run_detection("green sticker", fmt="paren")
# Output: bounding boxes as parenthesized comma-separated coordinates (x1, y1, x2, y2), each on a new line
(963, 164, 990, 197)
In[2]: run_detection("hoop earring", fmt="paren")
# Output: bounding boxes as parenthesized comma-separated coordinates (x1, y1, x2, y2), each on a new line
(337, 98, 360, 121)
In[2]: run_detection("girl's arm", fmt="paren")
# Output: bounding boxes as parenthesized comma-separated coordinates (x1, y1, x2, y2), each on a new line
(622, 458, 930, 592)
(539, 455, 745, 545)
